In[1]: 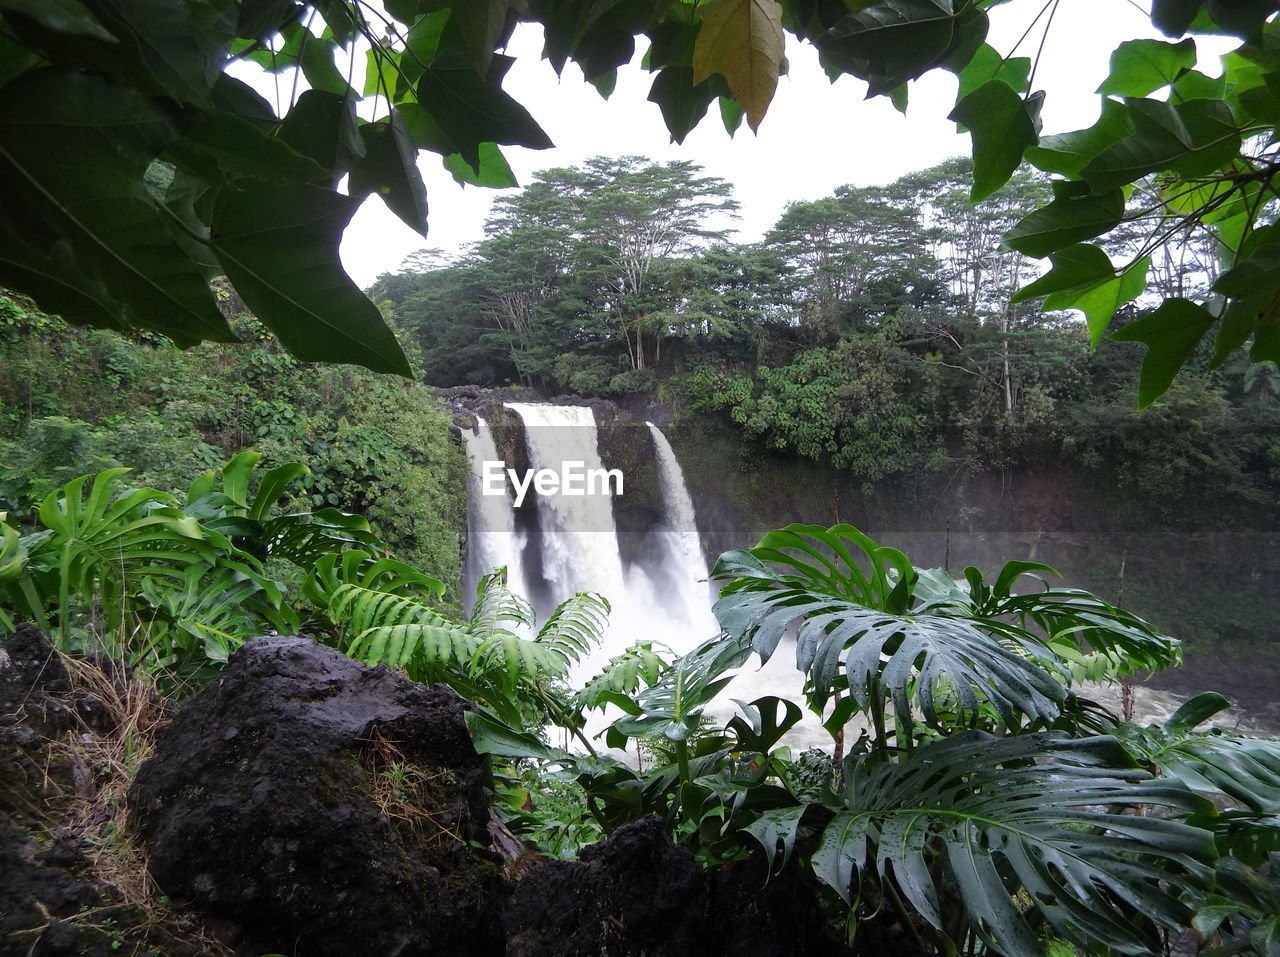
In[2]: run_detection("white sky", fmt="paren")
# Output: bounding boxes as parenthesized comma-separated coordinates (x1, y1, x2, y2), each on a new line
(336, 2, 1225, 287)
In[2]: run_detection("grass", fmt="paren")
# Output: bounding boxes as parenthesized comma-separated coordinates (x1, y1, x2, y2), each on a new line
(15, 653, 236, 957)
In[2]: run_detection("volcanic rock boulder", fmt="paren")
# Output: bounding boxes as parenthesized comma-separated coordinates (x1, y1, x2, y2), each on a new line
(128, 635, 506, 957)
(504, 816, 850, 957)
(505, 816, 706, 957)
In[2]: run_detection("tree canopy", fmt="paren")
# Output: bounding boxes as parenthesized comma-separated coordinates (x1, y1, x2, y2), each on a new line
(0, 0, 1278, 401)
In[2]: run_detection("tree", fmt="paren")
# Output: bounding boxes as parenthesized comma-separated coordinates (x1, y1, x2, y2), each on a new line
(764, 185, 932, 341)
(485, 156, 739, 372)
(1, 1, 1277, 402)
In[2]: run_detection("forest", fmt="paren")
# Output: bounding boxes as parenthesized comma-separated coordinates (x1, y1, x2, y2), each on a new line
(3, 1, 1280, 957)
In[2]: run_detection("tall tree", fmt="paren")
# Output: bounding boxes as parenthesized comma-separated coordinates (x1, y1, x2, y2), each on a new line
(479, 156, 739, 373)
(765, 185, 931, 341)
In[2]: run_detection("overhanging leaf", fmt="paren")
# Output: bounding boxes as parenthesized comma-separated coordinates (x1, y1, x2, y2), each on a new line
(948, 80, 1039, 201)
(349, 112, 430, 236)
(1045, 256, 1149, 346)
(416, 48, 553, 170)
(442, 142, 517, 187)
(1010, 243, 1116, 305)
(0, 68, 232, 344)
(1097, 38, 1197, 97)
(1111, 298, 1216, 407)
(952, 42, 1030, 118)
(0, 0, 115, 40)
(1026, 97, 1133, 178)
(211, 183, 411, 376)
(1003, 180, 1126, 258)
(692, 0, 785, 133)
(826, 0, 958, 96)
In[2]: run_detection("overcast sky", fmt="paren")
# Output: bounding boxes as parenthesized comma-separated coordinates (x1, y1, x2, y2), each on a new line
(332, 2, 1225, 287)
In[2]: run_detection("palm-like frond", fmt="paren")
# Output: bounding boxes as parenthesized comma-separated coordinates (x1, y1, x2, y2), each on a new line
(535, 590, 610, 669)
(303, 549, 444, 610)
(469, 567, 537, 634)
(328, 582, 472, 670)
(186, 451, 384, 565)
(574, 640, 670, 710)
(36, 469, 215, 644)
(814, 731, 1216, 957)
(139, 560, 292, 667)
(713, 524, 1177, 731)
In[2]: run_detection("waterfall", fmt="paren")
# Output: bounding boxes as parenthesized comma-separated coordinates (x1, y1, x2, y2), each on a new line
(504, 403, 627, 602)
(646, 422, 719, 640)
(459, 416, 530, 610)
(455, 401, 730, 740)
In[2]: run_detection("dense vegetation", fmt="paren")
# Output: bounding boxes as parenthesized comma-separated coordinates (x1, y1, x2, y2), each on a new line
(2, 0, 1280, 404)
(373, 155, 1280, 509)
(0, 294, 468, 601)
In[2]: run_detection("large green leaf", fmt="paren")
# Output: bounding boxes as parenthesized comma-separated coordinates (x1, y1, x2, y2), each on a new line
(415, 46, 553, 169)
(1003, 180, 1126, 258)
(275, 89, 364, 186)
(948, 80, 1039, 201)
(349, 113, 429, 235)
(442, 142, 517, 187)
(0, 68, 232, 344)
(0, 0, 115, 40)
(951, 41, 1029, 107)
(1081, 98, 1243, 192)
(712, 525, 1069, 727)
(813, 732, 1215, 957)
(1010, 243, 1116, 305)
(139, 559, 289, 667)
(1111, 298, 1216, 407)
(1097, 38, 1197, 97)
(826, 0, 959, 95)
(648, 66, 716, 144)
(1121, 702, 1280, 813)
(1025, 97, 1133, 177)
(1044, 255, 1149, 346)
(418, 0, 512, 75)
(6, 0, 229, 107)
(210, 182, 411, 375)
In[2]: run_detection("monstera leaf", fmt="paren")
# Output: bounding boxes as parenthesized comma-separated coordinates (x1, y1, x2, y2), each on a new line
(814, 731, 1215, 957)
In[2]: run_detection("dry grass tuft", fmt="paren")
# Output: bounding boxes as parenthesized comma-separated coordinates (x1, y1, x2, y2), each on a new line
(40, 654, 236, 957)
(362, 730, 465, 849)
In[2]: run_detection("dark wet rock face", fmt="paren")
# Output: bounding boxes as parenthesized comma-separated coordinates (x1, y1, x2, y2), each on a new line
(505, 816, 853, 957)
(128, 635, 506, 957)
(506, 817, 705, 957)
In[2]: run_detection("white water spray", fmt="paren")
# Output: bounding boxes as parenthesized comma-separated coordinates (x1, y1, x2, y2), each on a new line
(459, 416, 531, 610)
(646, 422, 719, 643)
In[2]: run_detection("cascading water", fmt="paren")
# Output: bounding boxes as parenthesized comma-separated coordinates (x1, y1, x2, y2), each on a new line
(646, 422, 720, 640)
(489, 403, 719, 686)
(459, 416, 531, 610)
(503, 403, 628, 602)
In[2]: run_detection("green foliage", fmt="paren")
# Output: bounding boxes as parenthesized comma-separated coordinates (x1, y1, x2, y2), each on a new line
(0, 315, 469, 596)
(471, 521, 1280, 957)
(319, 563, 612, 730)
(0, 1, 1273, 404)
